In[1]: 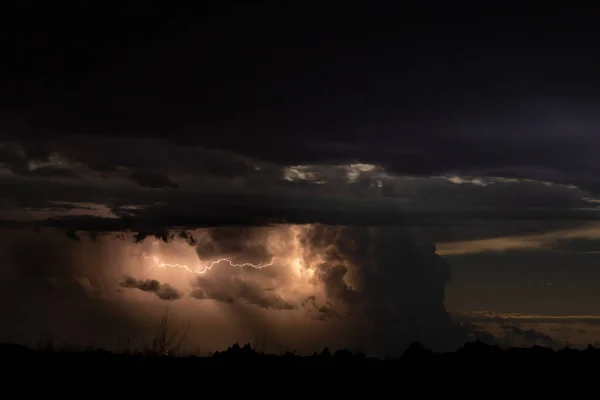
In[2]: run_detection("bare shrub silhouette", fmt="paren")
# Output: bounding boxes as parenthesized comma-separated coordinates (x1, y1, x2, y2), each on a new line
(147, 309, 189, 356)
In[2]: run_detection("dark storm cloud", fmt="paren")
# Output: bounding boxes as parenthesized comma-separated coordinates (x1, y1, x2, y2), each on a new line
(3, 0, 600, 239)
(2, 154, 600, 244)
(193, 227, 273, 263)
(119, 276, 182, 300)
(0, 175, 163, 207)
(5, 3, 600, 359)
(129, 171, 178, 189)
(297, 225, 468, 353)
(0, 142, 80, 178)
(27, 202, 600, 241)
(5, 5, 600, 187)
(0, 136, 275, 189)
(7, 107, 600, 188)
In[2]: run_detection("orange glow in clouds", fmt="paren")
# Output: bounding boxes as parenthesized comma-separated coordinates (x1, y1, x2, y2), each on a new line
(142, 252, 275, 274)
(139, 225, 323, 302)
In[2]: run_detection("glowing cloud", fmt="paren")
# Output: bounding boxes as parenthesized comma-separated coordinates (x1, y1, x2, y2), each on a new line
(142, 252, 275, 274)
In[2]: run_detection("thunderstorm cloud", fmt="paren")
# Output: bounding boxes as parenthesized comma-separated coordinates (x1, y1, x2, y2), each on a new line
(3, 4, 600, 355)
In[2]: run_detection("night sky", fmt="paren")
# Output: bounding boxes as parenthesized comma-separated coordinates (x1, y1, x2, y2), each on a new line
(2, 3, 600, 354)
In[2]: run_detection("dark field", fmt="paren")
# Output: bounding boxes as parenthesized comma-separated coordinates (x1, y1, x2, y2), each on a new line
(4, 340, 599, 368)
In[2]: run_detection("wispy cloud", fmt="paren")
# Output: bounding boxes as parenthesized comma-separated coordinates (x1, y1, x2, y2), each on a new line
(437, 224, 600, 256)
(454, 310, 600, 324)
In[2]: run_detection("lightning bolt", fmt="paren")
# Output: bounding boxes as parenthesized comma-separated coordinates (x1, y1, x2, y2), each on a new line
(142, 252, 275, 274)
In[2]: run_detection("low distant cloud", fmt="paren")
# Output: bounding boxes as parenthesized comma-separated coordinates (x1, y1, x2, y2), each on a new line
(437, 225, 600, 256)
(455, 310, 600, 324)
(453, 310, 600, 348)
(501, 324, 561, 348)
(119, 275, 182, 300)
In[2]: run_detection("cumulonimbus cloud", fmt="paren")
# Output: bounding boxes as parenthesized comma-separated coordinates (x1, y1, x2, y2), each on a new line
(0, 223, 481, 356)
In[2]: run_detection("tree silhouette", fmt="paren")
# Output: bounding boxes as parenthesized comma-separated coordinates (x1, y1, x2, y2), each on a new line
(149, 309, 189, 356)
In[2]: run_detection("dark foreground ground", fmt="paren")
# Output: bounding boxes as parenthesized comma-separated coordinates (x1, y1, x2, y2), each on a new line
(2, 340, 592, 396)
(3, 339, 600, 368)
(3, 340, 597, 392)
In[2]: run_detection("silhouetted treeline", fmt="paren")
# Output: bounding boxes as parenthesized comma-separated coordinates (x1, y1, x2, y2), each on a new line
(3, 340, 600, 368)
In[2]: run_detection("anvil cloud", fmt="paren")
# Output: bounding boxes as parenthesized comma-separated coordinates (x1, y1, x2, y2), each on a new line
(3, 4, 600, 354)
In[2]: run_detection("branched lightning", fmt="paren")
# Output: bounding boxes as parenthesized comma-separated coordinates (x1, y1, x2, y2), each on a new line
(142, 252, 275, 274)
